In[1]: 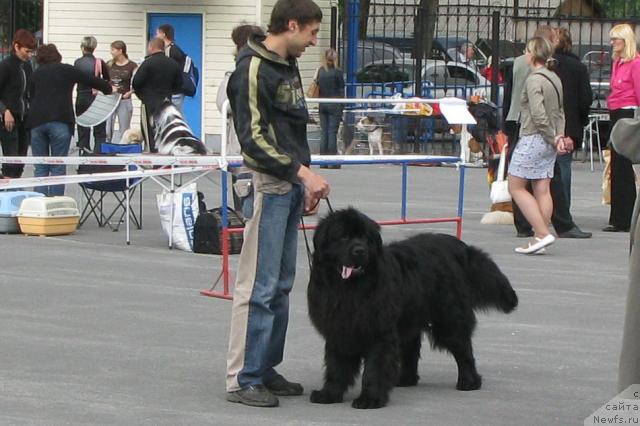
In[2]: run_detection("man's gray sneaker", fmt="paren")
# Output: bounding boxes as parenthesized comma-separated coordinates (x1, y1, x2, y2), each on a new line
(226, 385, 279, 407)
(264, 374, 304, 396)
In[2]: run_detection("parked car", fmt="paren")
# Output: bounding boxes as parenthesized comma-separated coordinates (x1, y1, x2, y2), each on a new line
(475, 39, 521, 62)
(355, 59, 503, 106)
(430, 37, 476, 63)
(582, 50, 611, 110)
(368, 36, 414, 56)
(340, 39, 408, 70)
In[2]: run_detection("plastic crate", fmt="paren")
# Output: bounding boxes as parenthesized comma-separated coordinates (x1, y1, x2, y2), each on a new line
(17, 196, 80, 236)
(0, 191, 45, 234)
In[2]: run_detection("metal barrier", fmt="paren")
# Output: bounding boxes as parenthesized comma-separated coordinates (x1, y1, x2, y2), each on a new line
(0, 97, 474, 302)
(199, 97, 473, 301)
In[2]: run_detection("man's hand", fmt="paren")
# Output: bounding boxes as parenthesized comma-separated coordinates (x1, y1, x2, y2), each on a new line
(4, 110, 15, 132)
(297, 165, 330, 213)
(562, 136, 574, 153)
(122, 90, 133, 99)
(554, 135, 573, 155)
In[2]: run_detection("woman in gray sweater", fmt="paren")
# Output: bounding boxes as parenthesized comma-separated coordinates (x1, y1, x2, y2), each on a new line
(507, 37, 573, 254)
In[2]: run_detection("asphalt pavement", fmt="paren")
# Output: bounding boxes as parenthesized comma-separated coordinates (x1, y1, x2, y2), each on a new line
(0, 160, 630, 425)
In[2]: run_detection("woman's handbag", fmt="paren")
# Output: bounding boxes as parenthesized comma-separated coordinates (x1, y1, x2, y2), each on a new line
(490, 142, 511, 204)
(306, 67, 320, 98)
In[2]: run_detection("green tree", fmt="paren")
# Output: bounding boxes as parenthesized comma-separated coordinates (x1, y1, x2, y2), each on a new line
(600, 0, 640, 19)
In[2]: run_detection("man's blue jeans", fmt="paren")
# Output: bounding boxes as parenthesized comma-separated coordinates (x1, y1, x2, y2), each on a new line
(30, 121, 72, 196)
(556, 152, 572, 209)
(226, 174, 304, 391)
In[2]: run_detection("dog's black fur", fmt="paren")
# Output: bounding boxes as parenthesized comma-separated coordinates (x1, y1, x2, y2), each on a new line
(307, 208, 518, 409)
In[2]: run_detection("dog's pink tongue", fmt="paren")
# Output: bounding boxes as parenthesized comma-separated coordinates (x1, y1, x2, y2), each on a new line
(341, 266, 354, 280)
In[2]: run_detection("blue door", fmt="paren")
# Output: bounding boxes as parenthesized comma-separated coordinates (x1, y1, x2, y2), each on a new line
(147, 13, 203, 139)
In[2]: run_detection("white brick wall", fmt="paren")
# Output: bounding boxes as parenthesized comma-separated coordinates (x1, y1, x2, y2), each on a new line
(45, 0, 331, 137)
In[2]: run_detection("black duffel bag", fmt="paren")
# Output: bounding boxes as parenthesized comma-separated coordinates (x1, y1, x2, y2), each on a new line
(193, 207, 245, 255)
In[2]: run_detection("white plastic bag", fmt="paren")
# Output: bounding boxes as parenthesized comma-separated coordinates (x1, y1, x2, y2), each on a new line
(156, 183, 199, 251)
(490, 180, 511, 204)
(490, 143, 511, 204)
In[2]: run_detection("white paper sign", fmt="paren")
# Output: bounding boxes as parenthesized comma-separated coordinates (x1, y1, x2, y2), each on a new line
(439, 97, 477, 125)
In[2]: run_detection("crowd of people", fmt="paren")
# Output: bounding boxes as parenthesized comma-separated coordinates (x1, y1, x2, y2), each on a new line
(503, 23, 640, 254)
(0, 24, 191, 194)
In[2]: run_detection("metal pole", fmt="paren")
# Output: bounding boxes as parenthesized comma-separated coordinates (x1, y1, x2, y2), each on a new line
(126, 175, 131, 245)
(330, 6, 338, 51)
(401, 163, 408, 221)
(490, 11, 500, 105)
(221, 169, 230, 296)
(346, 0, 360, 99)
(456, 164, 466, 239)
(414, 7, 425, 97)
(169, 165, 175, 249)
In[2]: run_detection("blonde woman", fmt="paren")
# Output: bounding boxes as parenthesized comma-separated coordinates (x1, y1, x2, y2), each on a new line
(317, 48, 344, 168)
(605, 23, 640, 232)
(507, 37, 572, 254)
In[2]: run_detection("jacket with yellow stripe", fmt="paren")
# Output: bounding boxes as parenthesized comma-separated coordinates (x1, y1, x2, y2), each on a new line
(227, 35, 310, 183)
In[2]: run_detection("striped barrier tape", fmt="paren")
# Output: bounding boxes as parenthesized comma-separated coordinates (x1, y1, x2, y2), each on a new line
(0, 154, 461, 191)
(0, 166, 207, 191)
(0, 154, 460, 167)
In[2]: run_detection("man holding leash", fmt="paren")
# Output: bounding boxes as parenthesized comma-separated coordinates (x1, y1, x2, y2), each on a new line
(225, 0, 330, 408)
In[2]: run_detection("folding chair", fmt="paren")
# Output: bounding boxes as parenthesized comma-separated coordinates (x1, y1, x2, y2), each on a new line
(75, 93, 121, 155)
(78, 143, 143, 237)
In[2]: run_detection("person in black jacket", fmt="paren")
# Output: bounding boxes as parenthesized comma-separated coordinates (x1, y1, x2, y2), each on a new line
(553, 27, 593, 208)
(156, 24, 187, 112)
(74, 36, 111, 154)
(0, 29, 36, 178)
(225, 0, 329, 408)
(26, 44, 113, 196)
(132, 37, 182, 152)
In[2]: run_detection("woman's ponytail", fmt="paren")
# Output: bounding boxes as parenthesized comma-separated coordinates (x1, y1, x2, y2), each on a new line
(545, 57, 556, 71)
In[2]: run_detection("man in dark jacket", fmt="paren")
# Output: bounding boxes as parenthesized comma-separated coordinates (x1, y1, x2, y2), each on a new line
(0, 29, 36, 178)
(156, 24, 187, 112)
(132, 37, 182, 152)
(225, 0, 329, 408)
(74, 36, 111, 154)
(553, 27, 593, 208)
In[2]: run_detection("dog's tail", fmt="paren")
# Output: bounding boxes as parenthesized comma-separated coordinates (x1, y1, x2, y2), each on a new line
(464, 245, 518, 313)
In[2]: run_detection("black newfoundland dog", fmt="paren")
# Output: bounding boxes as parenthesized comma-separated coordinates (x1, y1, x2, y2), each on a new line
(307, 208, 518, 409)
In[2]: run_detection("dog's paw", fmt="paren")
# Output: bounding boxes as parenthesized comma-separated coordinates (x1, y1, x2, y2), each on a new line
(456, 373, 482, 391)
(310, 389, 343, 404)
(396, 374, 419, 387)
(352, 394, 388, 409)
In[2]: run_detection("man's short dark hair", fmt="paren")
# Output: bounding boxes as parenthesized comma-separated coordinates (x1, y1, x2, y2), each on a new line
(149, 37, 165, 52)
(268, 0, 322, 35)
(158, 24, 175, 41)
(13, 29, 36, 50)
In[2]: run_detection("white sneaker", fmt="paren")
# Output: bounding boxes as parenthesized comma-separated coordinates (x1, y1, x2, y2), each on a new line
(515, 234, 555, 254)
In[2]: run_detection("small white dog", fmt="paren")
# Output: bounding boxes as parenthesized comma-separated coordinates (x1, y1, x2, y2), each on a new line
(117, 128, 144, 145)
(355, 116, 385, 155)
